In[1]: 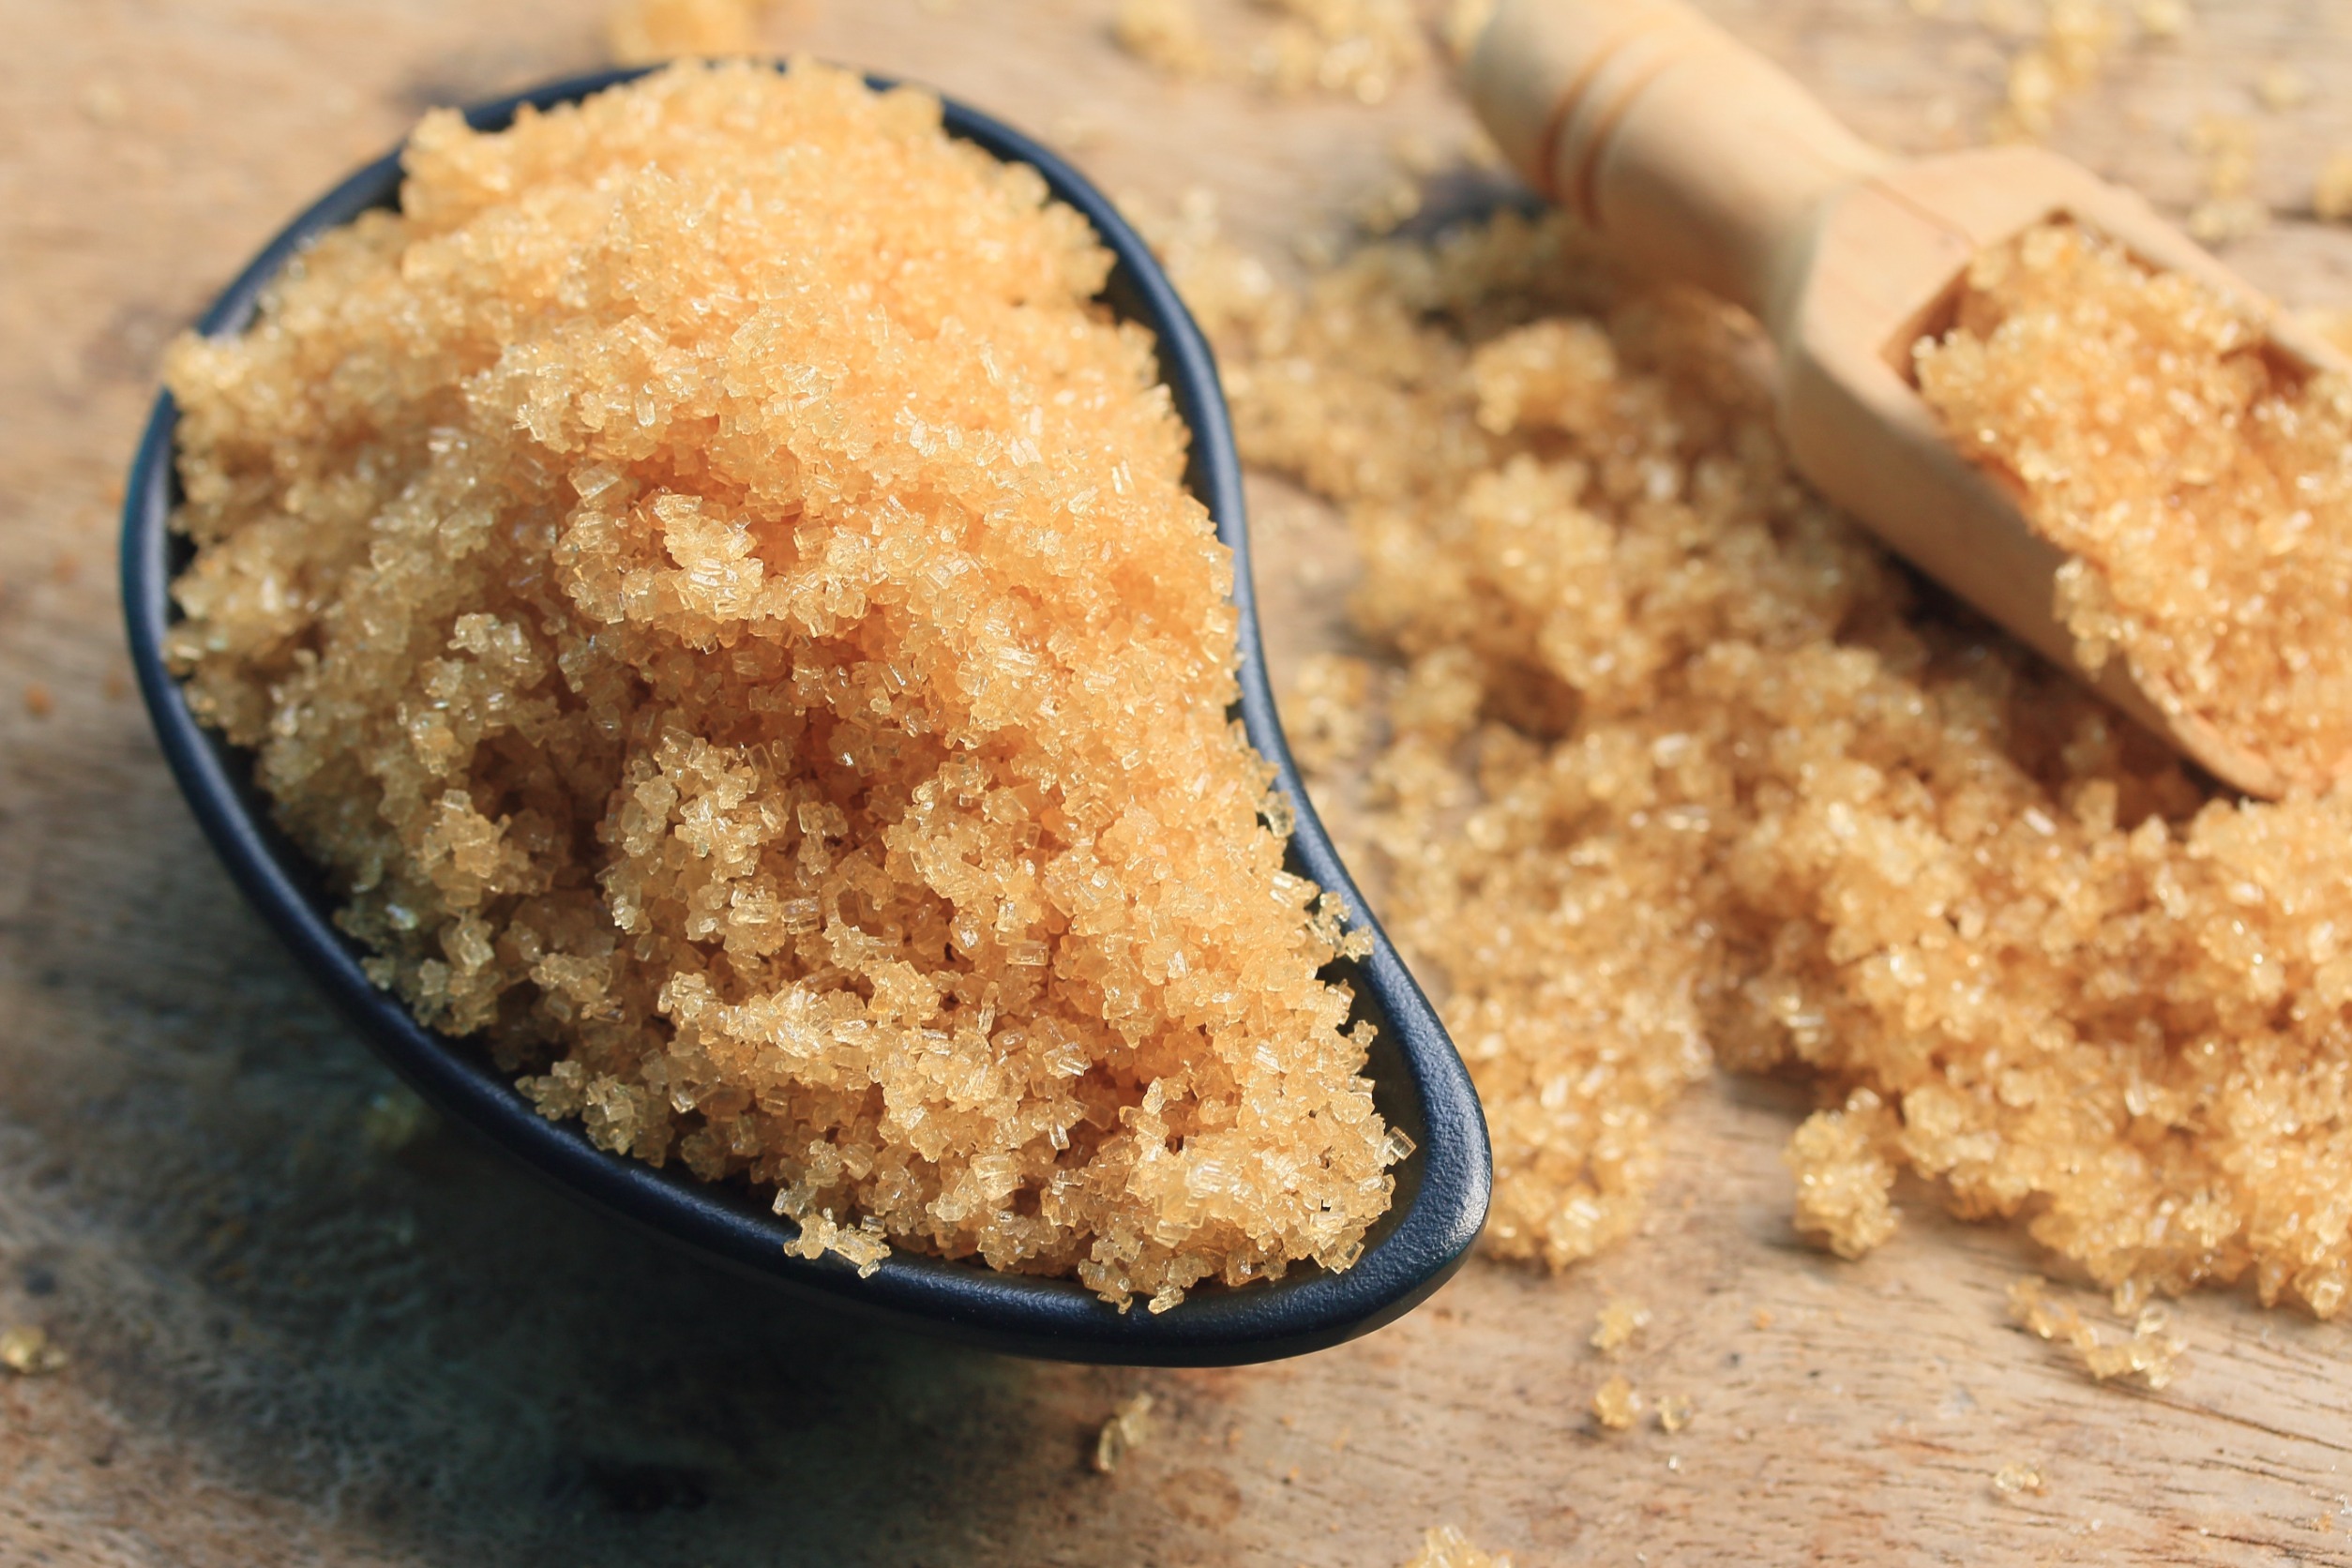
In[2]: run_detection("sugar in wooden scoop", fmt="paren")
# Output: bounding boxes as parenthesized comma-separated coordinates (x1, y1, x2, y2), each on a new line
(162, 61, 1396, 1309)
(1918, 221, 2352, 792)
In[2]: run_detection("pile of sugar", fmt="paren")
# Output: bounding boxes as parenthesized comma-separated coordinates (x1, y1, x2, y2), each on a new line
(1918, 220, 2352, 791)
(163, 62, 1395, 1310)
(1175, 205, 2352, 1318)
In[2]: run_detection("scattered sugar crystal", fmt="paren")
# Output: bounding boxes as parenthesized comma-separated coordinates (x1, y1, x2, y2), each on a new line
(1113, 0, 1427, 104)
(1992, 1460, 2047, 1497)
(2010, 1277, 2188, 1389)
(607, 0, 769, 63)
(164, 63, 1395, 1310)
(1187, 199, 2352, 1323)
(2316, 151, 2352, 223)
(1655, 1393, 1696, 1434)
(1113, 0, 1219, 78)
(1591, 1373, 1639, 1430)
(1357, 173, 1426, 238)
(2180, 114, 2269, 244)
(2254, 65, 2312, 113)
(1399, 1524, 1514, 1568)
(1249, 0, 1427, 105)
(1919, 221, 2352, 786)
(1787, 1089, 1902, 1259)
(1092, 1391, 1157, 1473)
(1589, 1296, 1650, 1357)
(0, 1325, 66, 1376)
(2188, 195, 2269, 247)
(359, 1086, 434, 1153)
(1992, 0, 2119, 142)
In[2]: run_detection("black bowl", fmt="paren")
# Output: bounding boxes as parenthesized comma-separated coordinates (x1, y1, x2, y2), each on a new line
(120, 64, 1489, 1365)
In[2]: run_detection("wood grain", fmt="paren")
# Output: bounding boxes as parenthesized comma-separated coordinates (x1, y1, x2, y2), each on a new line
(5, 2, 2352, 1563)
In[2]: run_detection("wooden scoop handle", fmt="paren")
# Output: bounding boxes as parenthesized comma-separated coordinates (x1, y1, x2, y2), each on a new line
(1467, 0, 1889, 326)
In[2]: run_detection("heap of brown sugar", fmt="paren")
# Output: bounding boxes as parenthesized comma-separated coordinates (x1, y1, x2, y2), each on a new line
(163, 61, 1395, 1310)
(1918, 220, 2352, 792)
(1166, 202, 2352, 1319)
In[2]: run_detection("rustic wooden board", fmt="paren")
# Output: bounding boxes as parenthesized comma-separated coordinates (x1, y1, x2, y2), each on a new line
(7, 1, 2352, 1563)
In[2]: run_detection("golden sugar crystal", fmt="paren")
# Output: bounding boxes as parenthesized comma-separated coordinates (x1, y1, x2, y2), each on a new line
(1251, 0, 1427, 105)
(1591, 1373, 1640, 1431)
(1787, 1089, 1902, 1260)
(2010, 1277, 2188, 1389)
(1589, 1296, 1650, 1357)
(607, 0, 769, 64)
(1092, 1392, 1157, 1474)
(1399, 1525, 1515, 1568)
(0, 1324, 66, 1376)
(164, 63, 1394, 1310)
(1113, 0, 1219, 78)
(1992, 1460, 2048, 1498)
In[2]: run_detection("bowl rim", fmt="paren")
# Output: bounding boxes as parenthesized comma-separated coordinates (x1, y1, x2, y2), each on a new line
(120, 60, 1490, 1366)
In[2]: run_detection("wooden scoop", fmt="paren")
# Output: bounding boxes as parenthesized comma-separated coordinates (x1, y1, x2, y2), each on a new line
(1465, 0, 2348, 798)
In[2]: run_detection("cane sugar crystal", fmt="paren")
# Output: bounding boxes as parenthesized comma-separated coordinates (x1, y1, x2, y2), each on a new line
(607, 0, 768, 63)
(1786, 1089, 1902, 1260)
(1591, 1373, 1639, 1430)
(1918, 220, 2352, 791)
(163, 62, 1394, 1309)
(1092, 1392, 1158, 1474)
(1114, 0, 1218, 77)
(1589, 1297, 1650, 1357)
(0, 1325, 66, 1376)
(2009, 1277, 2187, 1388)
(1992, 1460, 2047, 1498)
(1399, 1525, 1515, 1568)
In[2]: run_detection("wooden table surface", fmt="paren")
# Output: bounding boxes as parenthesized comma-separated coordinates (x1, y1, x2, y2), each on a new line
(8, 1, 2352, 1562)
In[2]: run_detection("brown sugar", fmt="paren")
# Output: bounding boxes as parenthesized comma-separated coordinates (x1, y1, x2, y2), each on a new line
(162, 62, 1394, 1310)
(1165, 197, 2352, 1321)
(1588, 1296, 1649, 1356)
(2009, 1276, 2187, 1388)
(1398, 1525, 1515, 1568)
(1993, 0, 2119, 143)
(0, 1324, 67, 1376)
(1250, 0, 1426, 106)
(1786, 1088, 1902, 1260)
(607, 0, 770, 64)
(2182, 114, 2269, 245)
(1092, 1391, 1157, 1473)
(1109, 0, 1427, 105)
(1991, 1459, 2047, 1498)
(1113, 0, 1219, 78)
(1591, 1372, 1639, 1430)
(1919, 221, 2352, 786)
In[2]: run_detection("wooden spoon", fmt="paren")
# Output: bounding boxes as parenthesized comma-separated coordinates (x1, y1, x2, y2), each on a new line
(1465, 0, 2347, 798)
